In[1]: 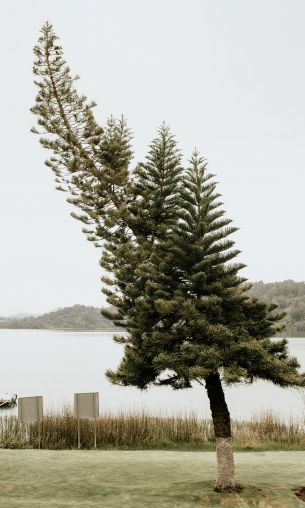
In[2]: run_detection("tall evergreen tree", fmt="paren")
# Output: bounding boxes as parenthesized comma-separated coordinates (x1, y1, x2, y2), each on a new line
(106, 150, 304, 489)
(31, 23, 305, 492)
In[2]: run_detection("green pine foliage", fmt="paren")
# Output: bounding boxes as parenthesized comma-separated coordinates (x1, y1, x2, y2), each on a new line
(31, 22, 133, 249)
(106, 151, 304, 390)
(100, 125, 183, 341)
(31, 22, 305, 392)
(131, 124, 183, 239)
(31, 23, 305, 394)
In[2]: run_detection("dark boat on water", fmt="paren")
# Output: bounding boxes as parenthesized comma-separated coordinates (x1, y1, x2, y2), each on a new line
(0, 393, 17, 409)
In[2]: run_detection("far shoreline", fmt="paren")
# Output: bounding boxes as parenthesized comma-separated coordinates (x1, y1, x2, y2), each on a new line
(0, 329, 303, 340)
(0, 328, 124, 332)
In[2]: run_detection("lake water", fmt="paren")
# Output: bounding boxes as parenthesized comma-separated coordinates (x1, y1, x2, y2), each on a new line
(1, 330, 305, 420)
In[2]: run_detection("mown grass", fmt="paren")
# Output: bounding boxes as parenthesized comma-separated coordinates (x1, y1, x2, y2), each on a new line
(0, 410, 304, 451)
(0, 449, 305, 507)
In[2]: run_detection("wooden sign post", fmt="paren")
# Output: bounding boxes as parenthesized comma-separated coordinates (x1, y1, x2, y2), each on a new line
(18, 396, 43, 448)
(74, 392, 99, 449)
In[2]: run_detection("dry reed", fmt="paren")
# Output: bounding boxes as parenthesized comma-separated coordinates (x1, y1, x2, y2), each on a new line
(0, 410, 304, 450)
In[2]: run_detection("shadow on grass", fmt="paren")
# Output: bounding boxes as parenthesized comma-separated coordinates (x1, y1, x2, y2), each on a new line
(294, 486, 305, 503)
(158, 482, 303, 507)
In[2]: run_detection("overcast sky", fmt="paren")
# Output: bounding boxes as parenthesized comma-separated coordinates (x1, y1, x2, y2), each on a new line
(1, 0, 304, 315)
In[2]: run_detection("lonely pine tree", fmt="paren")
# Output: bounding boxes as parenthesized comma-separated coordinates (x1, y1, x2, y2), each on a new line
(31, 22, 305, 491)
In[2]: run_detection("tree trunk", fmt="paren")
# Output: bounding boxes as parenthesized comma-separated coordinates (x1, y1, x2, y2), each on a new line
(205, 372, 236, 491)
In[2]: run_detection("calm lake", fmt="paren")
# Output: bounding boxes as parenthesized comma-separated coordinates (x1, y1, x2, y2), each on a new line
(1, 330, 305, 420)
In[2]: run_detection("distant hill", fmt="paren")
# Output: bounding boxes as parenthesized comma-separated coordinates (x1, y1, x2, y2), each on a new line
(0, 305, 121, 331)
(249, 280, 305, 337)
(1, 280, 304, 336)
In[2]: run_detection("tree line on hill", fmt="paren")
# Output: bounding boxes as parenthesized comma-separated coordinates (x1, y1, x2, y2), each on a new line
(249, 280, 305, 337)
(0, 305, 118, 330)
(0, 280, 304, 335)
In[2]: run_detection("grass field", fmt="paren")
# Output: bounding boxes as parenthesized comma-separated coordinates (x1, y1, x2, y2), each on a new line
(0, 450, 305, 507)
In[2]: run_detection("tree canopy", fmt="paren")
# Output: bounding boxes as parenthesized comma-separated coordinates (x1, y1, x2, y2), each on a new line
(31, 22, 305, 491)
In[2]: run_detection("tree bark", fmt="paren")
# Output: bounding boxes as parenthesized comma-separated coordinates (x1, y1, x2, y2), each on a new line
(205, 372, 236, 491)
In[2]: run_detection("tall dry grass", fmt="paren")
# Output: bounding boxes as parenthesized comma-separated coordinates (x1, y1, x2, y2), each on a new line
(0, 410, 304, 450)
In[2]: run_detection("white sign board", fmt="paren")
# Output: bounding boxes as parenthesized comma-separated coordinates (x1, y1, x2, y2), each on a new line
(18, 396, 43, 423)
(74, 392, 99, 420)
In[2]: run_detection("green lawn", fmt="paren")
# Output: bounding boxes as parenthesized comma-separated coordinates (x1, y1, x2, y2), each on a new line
(0, 450, 305, 507)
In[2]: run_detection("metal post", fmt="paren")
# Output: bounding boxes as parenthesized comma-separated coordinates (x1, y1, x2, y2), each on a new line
(36, 396, 41, 449)
(25, 423, 29, 443)
(94, 417, 97, 449)
(76, 393, 81, 449)
(77, 418, 81, 449)
(38, 421, 41, 449)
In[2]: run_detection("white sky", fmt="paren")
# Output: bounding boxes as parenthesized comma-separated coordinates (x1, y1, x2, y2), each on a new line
(1, 0, 304, 315)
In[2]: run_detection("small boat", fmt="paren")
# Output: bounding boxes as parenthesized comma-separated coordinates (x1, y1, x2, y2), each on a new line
(0, 393, 17, 409)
